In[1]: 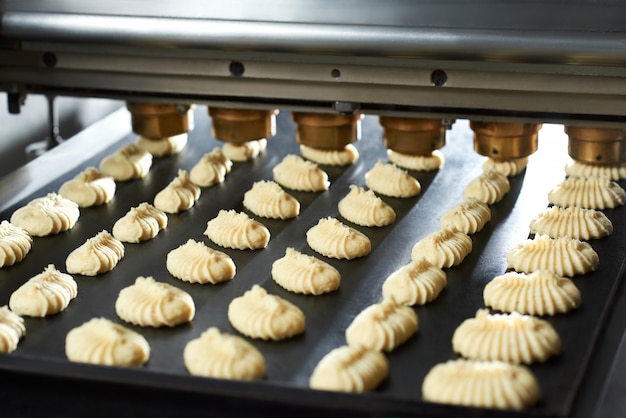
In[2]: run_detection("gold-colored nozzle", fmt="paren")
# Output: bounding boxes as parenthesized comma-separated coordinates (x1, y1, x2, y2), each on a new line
(292, 112, 361, 150)
(566, 126, 626, 165)
(126, 102, 194, 139)
(379, 117, 445, 155)
(470, 121, 541, 160)
(208, 108, 276, 144)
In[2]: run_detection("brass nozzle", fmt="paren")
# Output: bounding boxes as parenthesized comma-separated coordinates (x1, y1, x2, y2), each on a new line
(126, 102, 194, 139)
(471, 121, 541, 160)
(379, 117, 445, 155)
(566, 126, 626, 165)
(208, 108, 276, 144)
(292, 112, 361, 150)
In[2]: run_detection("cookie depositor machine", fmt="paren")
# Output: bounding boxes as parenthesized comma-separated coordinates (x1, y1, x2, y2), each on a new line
(1, 1, 626, 417)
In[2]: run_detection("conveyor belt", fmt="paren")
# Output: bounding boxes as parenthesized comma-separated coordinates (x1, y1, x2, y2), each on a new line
(0, 108, 625, 417)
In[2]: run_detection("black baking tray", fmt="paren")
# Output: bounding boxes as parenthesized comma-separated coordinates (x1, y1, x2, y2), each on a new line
(0, 108, 624, 418)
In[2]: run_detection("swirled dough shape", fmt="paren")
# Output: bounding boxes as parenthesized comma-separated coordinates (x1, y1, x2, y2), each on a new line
(364, 162, 421, 198)
(183, 327, 266, 380)
(482, 157, 529, 177)
(273, 154, 329, 192)
(548, 175, 626, 209)
(189, 147, 232, 187)
(422, 359, 540, 410)
(204, 210, 270, 250)
(464, 169, 510, 204)
(452, 309, 561, 364)
(227, 285, 305, 340)
(484, 270, 582, 316)
(99, 144, 152, 181)
(382, 258, 447, 306)
(345, 298, 418, 352)
(338, 185, 396, 227)
(306, 217, 371, 260)
(58, 167, 116, 207)
(222, 139, 267, 162)
(10, 193, 79, 237)
(506, 235, 599, 277)
(153, 170, 201, 214)
(309, 345, 388, 392)
(166, 239, 236, 284)
(136, 133, 187, 157)
(271, 248, 340, 295)
(65, 317, 150, 367)
(300, 143, 359, 166)
(272, 248, 341, 295)
(411, 229, 472, 268)
(565, 159, 626, 180)
(9, 264, 77, 317)
(66, 230, 125, 276)
(439, 197, 491, 234)
(387, 149, 444, 172)
(115, 276, 195, 327)
(112, 202, 168, 243)
(529, 206, 613, 240)
(0, 306, 25, 354)
(0, 221, 32, 268)
(243, 180, 300, 219)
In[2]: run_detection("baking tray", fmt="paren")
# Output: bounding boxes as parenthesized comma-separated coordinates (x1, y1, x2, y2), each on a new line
(0, 108, 625, 418)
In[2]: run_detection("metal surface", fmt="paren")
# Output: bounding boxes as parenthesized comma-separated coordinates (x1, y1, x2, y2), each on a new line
(0, 108, 625, 417)
(1, 1, 626, 124)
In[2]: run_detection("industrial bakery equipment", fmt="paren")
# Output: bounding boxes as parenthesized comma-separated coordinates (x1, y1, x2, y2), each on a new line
(1, 1, 625, 417)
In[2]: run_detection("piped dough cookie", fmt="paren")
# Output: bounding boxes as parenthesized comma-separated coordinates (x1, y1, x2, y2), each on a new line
(58, 167, 116, 207)
(243, 180, 300, 220)
(115, 276, 195, 327)
(452, 309, 561, 364)
(439, 197, 491, 235)
(387, 149, 444, 172)
(338, 185, 396, 227)
(0, 306, 25, 354)
(204, 210, 270, 250)
(66, 230, 125, 276)
(183, 327, 266, 380)
(506, 235, 599, 277)
(345, 298, 418, 352)
(99, 143, 152, 181)
(529, 206, 613, 240)
(0, 221, 32, 268)
(300, 143, 359, 166)
(273, 154, 330, 192)
(271, 248, 340, 295)
(227, 285, 305, 340)
(482, 157, 529, 177)
(65, 317, 150, 367)
(153, 170, 201, 214)
(309, 345, 388, 393)
(422, 359, 540, 410)
(548, 175, 626, 209)
(364, 162, 421, 198)
(112, 202, 168, 243)
(565, 159, 626, 180)
(306, 217, 371, 260)
(166, 239, 236, 284)
(484, 270, 582, 316)
(189, 147, 233, 187)
(382, 258, 447, 306)
(136, 133, 187, 157)
(10, 193, 80, 237)
(222, 139, 267, 162)
(411, 229, 472, 268)
(464, 169, 510, 204)
(9, 264, 77, 317)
